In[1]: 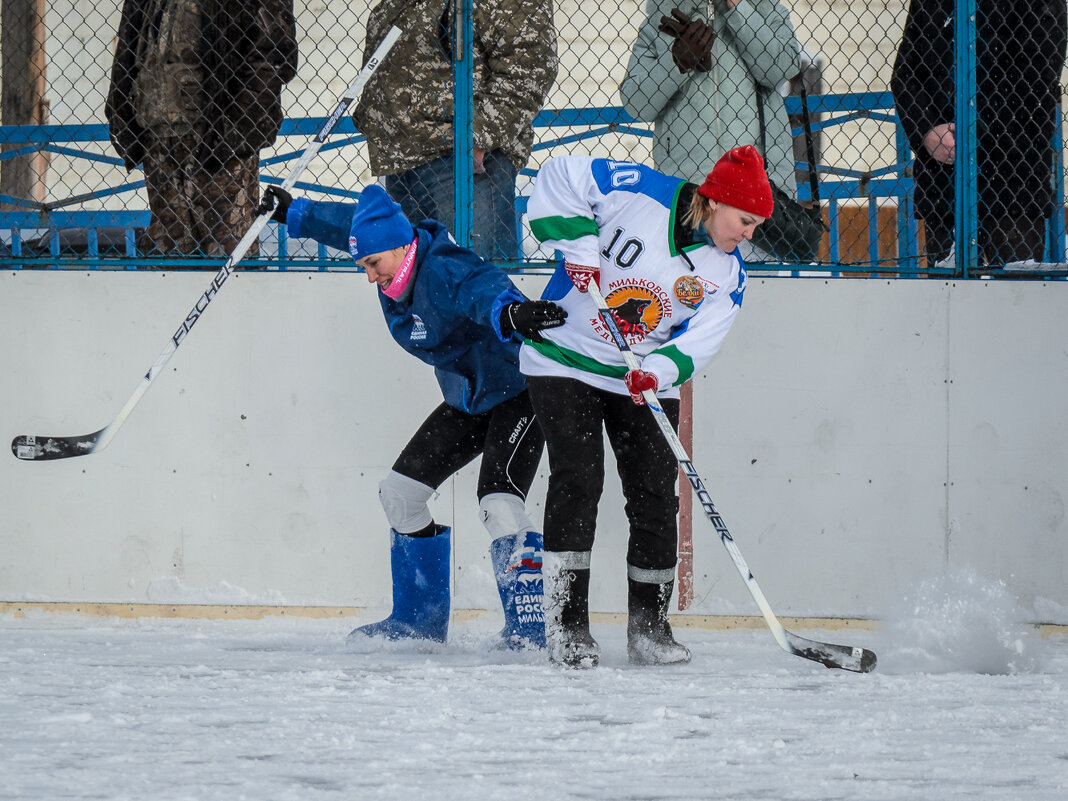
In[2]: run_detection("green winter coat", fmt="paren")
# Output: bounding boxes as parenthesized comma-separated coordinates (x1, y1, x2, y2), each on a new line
(620, 0, 800, 196)
(352, 0, 559, 177)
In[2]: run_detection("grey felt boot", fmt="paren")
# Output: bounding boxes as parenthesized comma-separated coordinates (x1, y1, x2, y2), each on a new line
(543, 551, 599, 669)
(626, 570, 691, 666)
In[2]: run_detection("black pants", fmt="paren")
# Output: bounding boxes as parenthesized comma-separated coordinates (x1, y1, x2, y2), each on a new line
(393, 390, 543, 501)
(924, 214, 1046, 267)
(525, 375, 680, 572)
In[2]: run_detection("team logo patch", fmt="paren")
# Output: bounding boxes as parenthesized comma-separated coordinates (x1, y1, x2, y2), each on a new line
(348, 236, 358, 259)
(410, 314, 427, 342)
(505, 532, 544, 625)
(595, 280, 672, 345)
(674, 275, 705, 309)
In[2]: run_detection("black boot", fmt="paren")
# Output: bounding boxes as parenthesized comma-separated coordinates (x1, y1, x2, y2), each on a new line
(627, 575, 691, 666)
(543, 551, 599, 669)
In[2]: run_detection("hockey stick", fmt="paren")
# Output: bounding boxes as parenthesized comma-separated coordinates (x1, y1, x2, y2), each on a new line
(12, 27, 402, 462)
(587, 279, 877, 673)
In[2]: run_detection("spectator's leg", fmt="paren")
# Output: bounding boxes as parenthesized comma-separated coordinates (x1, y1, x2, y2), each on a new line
(385, 156, 452, 229)
(473, 150, 519, 262)
(194, 154, 262, 262)
(922, 215, 954, 267)
(982, 215, 1046, 267)
(386, 153, 519, 263)
(140, 134, 199, 258)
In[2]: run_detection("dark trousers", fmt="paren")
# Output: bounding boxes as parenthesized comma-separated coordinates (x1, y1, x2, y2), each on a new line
(392, 391, 543, 501)
(384, 149, 519, 263)
(141, 133, 261, 260)
(924, 214, 1046, 267)
(525, 375, 680, 572)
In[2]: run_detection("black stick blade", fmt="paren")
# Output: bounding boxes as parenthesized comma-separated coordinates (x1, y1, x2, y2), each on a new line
(12, 433, 103, 461)
(785, 631, 878, 673)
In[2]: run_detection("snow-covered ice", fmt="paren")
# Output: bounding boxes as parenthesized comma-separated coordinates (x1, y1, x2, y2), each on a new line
(1, 578, 1065, 801)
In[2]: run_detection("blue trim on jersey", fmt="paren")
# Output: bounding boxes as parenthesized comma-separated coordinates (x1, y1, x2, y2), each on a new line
(541, 259, 574, 301)
(730, 260, 748, 307)
(590, 159, 683, 209)
(668, 316, 692, 339)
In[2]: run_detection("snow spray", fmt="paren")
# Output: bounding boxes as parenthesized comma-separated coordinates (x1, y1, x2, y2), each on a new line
(877, 564, 1045, 675)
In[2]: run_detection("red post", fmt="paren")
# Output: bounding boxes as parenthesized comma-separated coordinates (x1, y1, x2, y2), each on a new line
(677, 381, 694, 609)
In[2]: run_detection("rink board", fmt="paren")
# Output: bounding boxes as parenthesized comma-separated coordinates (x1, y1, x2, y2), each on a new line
(1, 270, 1065, 622)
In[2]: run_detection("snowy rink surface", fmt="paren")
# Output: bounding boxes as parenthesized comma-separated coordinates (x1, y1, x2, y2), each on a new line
(1, 612, 1065, 801)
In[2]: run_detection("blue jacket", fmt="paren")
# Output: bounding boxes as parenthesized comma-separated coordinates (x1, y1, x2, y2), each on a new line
(287, 198, 527, 414)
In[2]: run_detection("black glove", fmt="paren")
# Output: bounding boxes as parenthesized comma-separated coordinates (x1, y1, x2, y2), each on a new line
(658, 8, 716, 74)
(257, 185, 293, 224)
(500, 300, 567, 343)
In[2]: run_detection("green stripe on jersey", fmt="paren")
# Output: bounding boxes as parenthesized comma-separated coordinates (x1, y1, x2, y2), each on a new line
(530, 215, 599, 243)
(528, 339, 629, 378)
(653, 344, 695, 385)
(667, 182, 684, 256)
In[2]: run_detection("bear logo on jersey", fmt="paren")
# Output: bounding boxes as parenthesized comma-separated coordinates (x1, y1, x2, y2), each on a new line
(598, 282, 670, 344)
(611, 296, 654, 334)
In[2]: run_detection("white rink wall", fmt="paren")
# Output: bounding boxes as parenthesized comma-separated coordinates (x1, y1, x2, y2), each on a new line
(2, 270, 1067, 623)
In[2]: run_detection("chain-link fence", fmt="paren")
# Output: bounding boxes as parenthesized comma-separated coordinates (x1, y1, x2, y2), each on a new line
(1, 0, 1065, 274)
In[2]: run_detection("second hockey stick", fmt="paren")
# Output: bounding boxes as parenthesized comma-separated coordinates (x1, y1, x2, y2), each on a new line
(12, 27, 402, 462)
(586, 278, 877, 673)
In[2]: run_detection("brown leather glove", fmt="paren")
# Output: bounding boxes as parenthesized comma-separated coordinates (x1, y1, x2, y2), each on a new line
(658, 8, 716, 74)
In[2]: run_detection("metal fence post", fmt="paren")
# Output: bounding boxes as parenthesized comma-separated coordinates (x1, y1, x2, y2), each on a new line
(452, 0, 474, 250)
(954, 0, 978, 276)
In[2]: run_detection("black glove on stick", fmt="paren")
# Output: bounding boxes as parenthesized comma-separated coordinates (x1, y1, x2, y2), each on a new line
(257, 185, 293, 224)
(500, 300, 568, 343)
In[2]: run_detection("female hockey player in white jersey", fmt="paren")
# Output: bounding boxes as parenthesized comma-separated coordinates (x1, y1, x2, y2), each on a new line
(523, 146, 773, 668)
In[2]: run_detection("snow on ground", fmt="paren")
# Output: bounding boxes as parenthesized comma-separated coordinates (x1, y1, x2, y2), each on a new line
(1, 572, 1065, 801)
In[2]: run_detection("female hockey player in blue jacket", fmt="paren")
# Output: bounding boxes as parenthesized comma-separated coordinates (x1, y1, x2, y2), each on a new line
(523, 146, 772, 668)
(259, 183, 566, 649)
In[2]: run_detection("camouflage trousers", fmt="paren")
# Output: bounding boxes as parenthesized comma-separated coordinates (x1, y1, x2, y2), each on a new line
(140, 133, 261, 262)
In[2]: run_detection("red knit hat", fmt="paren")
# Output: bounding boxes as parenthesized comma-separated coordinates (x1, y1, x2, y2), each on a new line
(697, 145, 774, 219)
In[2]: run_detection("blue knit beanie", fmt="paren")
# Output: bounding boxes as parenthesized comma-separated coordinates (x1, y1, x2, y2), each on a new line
(348, 185, 414, 261)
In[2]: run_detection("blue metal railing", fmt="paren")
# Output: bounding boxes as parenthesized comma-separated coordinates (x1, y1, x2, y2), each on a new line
(1, 95, 1064, 274)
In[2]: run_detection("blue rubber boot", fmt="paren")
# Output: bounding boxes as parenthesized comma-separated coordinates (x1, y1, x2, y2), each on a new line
(348, 526, 451, 643)
(490, 531, 546, 650)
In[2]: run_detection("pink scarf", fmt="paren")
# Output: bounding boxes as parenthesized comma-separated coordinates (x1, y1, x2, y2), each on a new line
(381, 236, 419, 300)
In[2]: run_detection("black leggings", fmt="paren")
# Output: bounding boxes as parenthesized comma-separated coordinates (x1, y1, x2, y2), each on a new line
(392, 390, 543, 501)
(525, 375, 680, 572)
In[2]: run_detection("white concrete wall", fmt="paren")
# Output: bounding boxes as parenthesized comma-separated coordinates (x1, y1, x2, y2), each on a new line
(2, 271, 1066, 622)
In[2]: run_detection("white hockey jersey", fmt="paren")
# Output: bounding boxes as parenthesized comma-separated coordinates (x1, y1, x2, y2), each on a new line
(521, 155, 746, 398)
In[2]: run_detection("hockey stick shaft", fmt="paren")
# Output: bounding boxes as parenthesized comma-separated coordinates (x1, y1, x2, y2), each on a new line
(586, 279, 875, 672)
(12, 28, 402, 462)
